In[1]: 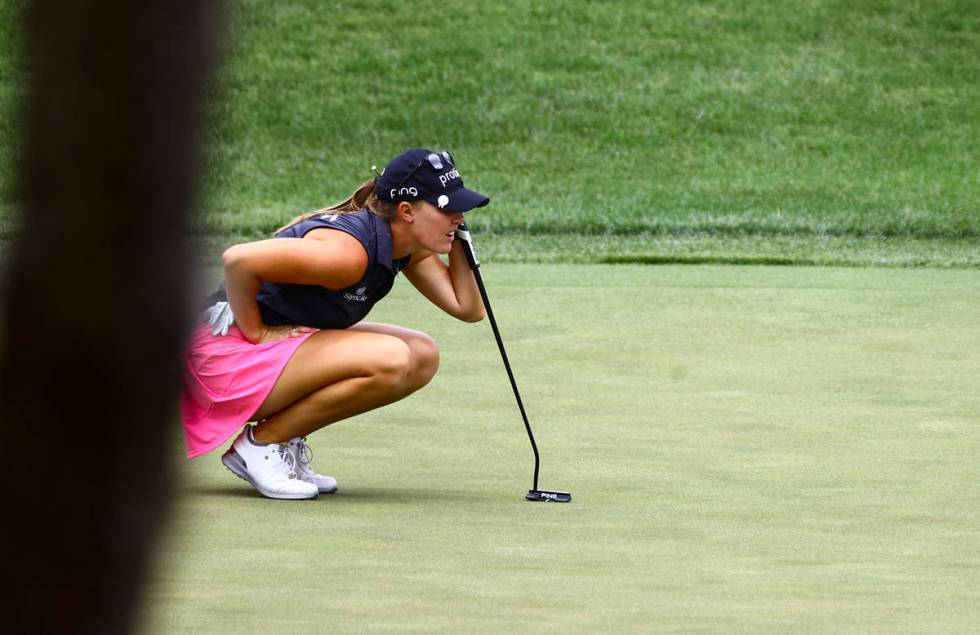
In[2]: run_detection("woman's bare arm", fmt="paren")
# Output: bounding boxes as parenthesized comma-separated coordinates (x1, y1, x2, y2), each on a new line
(403, 240, 485, 322)
(221, 229, 368, 342)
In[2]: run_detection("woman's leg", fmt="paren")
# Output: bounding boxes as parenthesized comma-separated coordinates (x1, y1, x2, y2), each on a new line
(348, 321, 441, 395)
(251, 323, 440, 443)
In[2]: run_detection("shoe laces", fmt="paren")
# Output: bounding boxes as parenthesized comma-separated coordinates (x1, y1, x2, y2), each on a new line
(273, 444, 299, 479)
(291, 437, 315, 476)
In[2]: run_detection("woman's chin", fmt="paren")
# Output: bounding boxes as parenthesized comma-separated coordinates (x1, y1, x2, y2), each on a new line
(432, 237, 454, 254)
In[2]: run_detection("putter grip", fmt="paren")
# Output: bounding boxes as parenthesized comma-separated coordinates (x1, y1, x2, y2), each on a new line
(456, 223, 480, 270)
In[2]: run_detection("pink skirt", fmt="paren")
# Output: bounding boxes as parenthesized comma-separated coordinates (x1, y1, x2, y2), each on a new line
(180, 322, 317, 459)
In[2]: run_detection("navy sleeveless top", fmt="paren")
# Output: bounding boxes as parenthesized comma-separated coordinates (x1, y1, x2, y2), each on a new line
(207, 209, 411, 330)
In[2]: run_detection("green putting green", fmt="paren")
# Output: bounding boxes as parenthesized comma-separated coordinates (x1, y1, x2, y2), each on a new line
(144, 264, 980, 632)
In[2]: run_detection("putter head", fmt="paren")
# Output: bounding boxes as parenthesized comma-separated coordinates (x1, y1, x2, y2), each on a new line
(526, 489, 572, 503)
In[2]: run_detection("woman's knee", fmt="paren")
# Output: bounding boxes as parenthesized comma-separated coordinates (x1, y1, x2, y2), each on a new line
(408, 332, 440, 385)
(366, 337, 413, 389)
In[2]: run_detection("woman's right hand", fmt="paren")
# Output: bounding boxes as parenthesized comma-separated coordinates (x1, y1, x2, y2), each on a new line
(255, 324, 319, 343)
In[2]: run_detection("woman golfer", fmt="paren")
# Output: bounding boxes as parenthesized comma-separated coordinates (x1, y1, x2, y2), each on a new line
(181, 148, 489, 499)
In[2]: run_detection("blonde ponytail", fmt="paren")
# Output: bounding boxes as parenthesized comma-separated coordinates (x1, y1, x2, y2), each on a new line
(274, 179, 400, 235)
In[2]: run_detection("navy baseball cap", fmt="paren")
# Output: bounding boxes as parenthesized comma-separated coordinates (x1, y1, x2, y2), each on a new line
(376, 148, 490, 212)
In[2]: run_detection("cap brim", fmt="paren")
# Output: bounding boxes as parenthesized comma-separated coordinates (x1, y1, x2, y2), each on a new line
(429, 186, 490, 213)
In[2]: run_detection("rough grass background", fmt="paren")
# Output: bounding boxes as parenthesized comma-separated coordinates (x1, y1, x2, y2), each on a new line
(1, 0, 978, 265)
(0, 0, 27, 224)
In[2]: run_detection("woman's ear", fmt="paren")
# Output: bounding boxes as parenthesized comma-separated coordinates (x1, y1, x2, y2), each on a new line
(398, 201, 415, 223)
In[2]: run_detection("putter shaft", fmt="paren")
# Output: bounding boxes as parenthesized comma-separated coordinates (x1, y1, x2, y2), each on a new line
(457, 225, 541, 491)
(457, 225, 570, 502)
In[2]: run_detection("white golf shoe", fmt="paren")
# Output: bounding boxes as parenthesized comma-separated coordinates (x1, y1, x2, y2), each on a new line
(288, 437, 339, 494)
(221, 425, 319, 500)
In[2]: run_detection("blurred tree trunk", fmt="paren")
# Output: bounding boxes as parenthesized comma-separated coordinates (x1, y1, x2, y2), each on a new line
(0, 1, 222, 632)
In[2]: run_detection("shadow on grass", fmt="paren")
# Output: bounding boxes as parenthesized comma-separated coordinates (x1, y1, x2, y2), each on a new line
(182, 484, 476, 504)
(601, 254, 813, 266)
(321, 486, 478, 505)
(183, 485, 268, 499)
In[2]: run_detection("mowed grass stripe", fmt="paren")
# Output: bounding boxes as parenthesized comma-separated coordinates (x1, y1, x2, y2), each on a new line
(192, 232, 980, 270)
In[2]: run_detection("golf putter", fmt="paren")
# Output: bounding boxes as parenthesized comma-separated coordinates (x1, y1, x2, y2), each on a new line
(456, 224, 571, 503)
